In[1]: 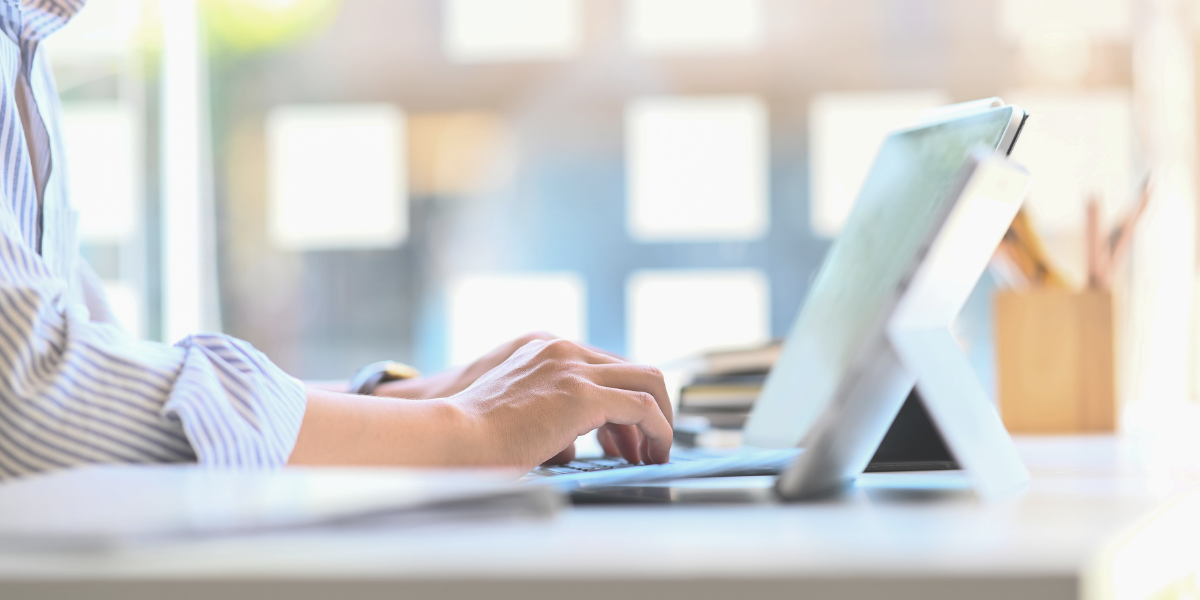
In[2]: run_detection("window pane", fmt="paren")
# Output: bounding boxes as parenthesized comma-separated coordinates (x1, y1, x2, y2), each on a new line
(626, 0, 763, 55)
(998, 0, 1130, 41)
(627, 269, 769, 365)
(443, 0, 582, 63)
(266, 104, 407, 251)
(62, 102, 138, 243)
(1004, 90, 1133, 233)
(447, 272, 587, 366)
(626, 96, 768, 242)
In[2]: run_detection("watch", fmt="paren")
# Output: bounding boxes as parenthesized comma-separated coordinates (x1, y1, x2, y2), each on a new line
(349, 360, 421, 395)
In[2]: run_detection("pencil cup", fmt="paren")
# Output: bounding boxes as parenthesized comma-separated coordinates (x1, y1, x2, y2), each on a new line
(993, 290, 1116, 433)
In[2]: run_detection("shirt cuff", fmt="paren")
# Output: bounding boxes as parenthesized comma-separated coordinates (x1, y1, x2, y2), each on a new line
(161, 333, 307, 467)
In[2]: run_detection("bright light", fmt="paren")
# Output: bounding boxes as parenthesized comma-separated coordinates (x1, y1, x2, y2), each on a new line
(627, 269, 769, 365)
(626, 0, 763, 55)
(998, 0, 1130, 42)
(443, 0, 582, 63)
(102, 281, 144, 339)
(1004, 90, 1133, 235)
(161, 0, 219, 342)
(447, 272, 587, 366)
(45, 0, 140, 60)
(808, 90, 950, 238)
(626, 96, 768, 242)
(266, 104, 407, 251)
(61, 102, 138, 243)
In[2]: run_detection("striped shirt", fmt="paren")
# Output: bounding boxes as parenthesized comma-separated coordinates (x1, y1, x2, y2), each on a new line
(0, 0, 307, 478)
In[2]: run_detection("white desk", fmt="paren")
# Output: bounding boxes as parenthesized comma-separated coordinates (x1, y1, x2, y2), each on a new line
(0, 436, 1196, 600)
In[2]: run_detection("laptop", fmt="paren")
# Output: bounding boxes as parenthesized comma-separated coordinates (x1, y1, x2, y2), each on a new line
(526, 99, 1031, 498)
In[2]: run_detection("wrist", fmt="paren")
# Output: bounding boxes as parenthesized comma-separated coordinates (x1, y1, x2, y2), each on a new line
(431, 397, 488, 465)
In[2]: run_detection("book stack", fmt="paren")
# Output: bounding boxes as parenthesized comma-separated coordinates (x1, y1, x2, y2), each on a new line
(673, 341, 781, 449)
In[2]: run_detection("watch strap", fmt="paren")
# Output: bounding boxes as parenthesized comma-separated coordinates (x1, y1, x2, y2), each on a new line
(349, 360, 421, 395)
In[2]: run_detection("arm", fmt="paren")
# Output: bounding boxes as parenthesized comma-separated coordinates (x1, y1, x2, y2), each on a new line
(289, 338, 673, 470)
(0, 222, 306, 477)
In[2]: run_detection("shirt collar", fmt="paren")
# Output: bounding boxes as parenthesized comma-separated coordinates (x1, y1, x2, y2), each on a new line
(0, 0, 84, 45)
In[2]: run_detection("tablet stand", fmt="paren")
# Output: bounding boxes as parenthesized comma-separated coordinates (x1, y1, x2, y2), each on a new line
(775, 154, 1032, 501)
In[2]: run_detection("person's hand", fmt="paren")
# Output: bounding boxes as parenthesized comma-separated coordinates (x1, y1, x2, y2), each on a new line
(376, 332, 557, 400)
(450, 338, 673, 470)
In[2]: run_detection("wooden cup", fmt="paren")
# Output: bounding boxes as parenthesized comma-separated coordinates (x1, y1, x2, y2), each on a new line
(994, 290, 1116, 433)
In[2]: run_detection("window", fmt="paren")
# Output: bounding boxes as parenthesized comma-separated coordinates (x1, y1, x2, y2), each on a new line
(626, 0, 763, 55)
(626, 269, 769, 365)
(1004, 90, 1133, 234)
(998, 0, 1130, 41)
(443, 0, 582, 63)
(266, 104, 407, 251)
(61, 102, 138, 243)
(626, 96, 768, 242)
(447, 272, 587, 366)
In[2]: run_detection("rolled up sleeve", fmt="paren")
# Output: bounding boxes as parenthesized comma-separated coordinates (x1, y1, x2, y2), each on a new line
(163, 334, 307, 468)
(0, 227, 307, 479)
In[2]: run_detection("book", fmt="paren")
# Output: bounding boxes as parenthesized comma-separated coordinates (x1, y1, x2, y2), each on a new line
(673, 411, 749, 429)
(679, 372, 766, 411)
(678, 385, 759, 410)
(693, 341, 782, 376)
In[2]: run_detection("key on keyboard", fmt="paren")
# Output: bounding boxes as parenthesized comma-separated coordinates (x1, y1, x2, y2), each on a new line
(533, 456, 694, 477)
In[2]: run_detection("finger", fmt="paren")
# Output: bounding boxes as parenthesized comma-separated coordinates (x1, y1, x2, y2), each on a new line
(542, 444, 575, 466)
(598, 424, 644, 462)
(582, 384, 672, 464)
(596, 425, 621, 457)
(601, 422, 643, 464)
(584, 363, 674, 427)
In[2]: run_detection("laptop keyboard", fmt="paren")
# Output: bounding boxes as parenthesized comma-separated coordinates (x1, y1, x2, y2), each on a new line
(535, 456, 696, 476)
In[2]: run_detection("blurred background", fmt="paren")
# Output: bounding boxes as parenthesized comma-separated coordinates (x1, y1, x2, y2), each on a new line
(50, 0, 1198, 419)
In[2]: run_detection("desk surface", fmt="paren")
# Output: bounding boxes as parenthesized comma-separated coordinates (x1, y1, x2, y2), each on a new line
(1, 436, 1197, 600)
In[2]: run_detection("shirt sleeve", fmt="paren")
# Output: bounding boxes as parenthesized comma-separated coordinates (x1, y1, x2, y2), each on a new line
(0, 218, 307, 479)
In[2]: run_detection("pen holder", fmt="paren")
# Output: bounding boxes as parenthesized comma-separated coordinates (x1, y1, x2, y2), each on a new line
(993, 289, 1116, 433)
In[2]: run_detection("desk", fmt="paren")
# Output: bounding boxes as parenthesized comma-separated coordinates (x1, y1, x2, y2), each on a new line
(0, 436, 1196, 600)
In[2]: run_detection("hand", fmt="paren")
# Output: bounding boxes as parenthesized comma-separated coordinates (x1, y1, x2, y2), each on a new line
(451, 338, 673, 469)
(376, 332, 558, 400)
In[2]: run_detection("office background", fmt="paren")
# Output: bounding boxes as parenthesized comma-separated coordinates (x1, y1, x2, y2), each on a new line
(49, 0, 1188, 415)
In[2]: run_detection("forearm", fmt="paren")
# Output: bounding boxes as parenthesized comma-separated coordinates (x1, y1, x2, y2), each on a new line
(287, 389, 487, 467)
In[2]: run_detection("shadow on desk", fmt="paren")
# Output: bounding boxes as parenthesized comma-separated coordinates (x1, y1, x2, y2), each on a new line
(570, 472, 976, 505)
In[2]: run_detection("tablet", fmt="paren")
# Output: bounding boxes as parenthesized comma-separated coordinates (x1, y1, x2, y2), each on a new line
(744, 104, 1030, 499)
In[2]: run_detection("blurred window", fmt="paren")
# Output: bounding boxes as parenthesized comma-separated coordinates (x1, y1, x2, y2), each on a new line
(49, 0, 149, 339)
(625, 95, 768, 242)
(266, 104, 407, 251)
(807, 90, 949, 238)
(626, 269, 769, 364)
(998, 0, 1130, 41)
(1004, 90, 1133, 234)
(61, 102, 138, 243)
(102, 281, 144, 339)
(626, 0, 763, 55)
(1004, 90, 1133, 285)
(447, 272, 587, 366)
(44, 0, 140, 60)
(443, 0, 582, 63)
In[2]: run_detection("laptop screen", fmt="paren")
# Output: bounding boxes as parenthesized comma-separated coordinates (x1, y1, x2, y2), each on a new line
(744, 106, 1017, 449)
